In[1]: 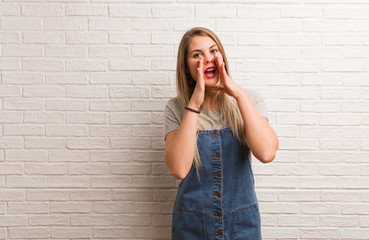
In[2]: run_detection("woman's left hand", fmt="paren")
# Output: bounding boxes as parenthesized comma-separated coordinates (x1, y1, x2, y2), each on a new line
(212, 52, 244, 100)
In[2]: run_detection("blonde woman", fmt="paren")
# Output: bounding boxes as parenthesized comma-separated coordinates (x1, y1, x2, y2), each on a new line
(164, 27, 278, 240)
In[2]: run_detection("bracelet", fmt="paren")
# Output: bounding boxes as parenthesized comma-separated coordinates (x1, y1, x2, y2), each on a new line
(185, 106, 201, 114)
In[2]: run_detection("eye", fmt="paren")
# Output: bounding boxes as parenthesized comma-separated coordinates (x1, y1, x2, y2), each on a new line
(193, 53, 201, 58)
(211, 49, 218, 54)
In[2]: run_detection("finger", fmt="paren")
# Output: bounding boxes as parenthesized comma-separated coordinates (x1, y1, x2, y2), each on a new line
(196, 56, 204, 82)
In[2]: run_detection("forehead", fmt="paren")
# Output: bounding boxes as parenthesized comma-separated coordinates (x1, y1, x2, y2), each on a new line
(188, 35, 217, 51)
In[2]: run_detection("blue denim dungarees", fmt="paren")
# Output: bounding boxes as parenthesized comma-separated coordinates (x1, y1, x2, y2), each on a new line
(171, 127, 261, 240)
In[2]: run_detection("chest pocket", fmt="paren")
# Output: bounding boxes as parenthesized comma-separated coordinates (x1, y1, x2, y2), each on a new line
(232, 203, 261, 240)
(172, 208, 205, 240)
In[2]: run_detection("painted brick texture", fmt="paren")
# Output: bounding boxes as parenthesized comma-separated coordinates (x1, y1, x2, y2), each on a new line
(1, 1, 369, 239)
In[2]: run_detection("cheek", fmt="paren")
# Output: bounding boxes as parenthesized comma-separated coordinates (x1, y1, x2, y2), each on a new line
(187, 60, 198, 79)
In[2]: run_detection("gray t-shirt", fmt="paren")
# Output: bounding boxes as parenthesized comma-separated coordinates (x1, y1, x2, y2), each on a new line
(164, 88, 268, 138)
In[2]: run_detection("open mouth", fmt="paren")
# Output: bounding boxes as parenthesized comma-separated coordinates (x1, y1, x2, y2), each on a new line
(204, 66, 216, 79)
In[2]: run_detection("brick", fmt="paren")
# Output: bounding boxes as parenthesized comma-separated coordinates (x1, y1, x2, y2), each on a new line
(8, 202, 48, 214)
(66, 4, 107, 16)
(111, 138, 151, 149)
(67, 138, 109, 150)
(113, 189, 154, 201)
(0, 216, 27, 227)
(68, 163, 109, 175)
(132, 19, 171, 31)
(1, 17, 42, 30)
(341, 229, 369, 239)
(51, 227, 91, 238)
(132, 72, 171, 85)
(23, 59, 64, 71)
(44, 18, 87, 30)
(0, 3, 20, 16)
(23, 32, 64, 44)
(109, 4, 151, 17)
(236, 60, 278, 73)
(153, 214, 171, 226)
(6, 150, 47, 162)
(3, 45, 43, 57)
(300, 177, 341, 189)
(4, 124, 44, 136)
(90, 150, 131, 162)
(197, 5, 235, 18)
(300, 229, 340, 239)
(0, 137, 23, 149)
(302, 47, 343, 59)
(46, 73, 88, 84)
(110, 164, 152, 175)
(153, 5, 193, 18)
(29, 215, 69, 226)
(91, 177, 130, 188)
(281, 6, 321, 18)
(6, 176, 47, 188)
(89, 19, 129, 31)
(134, 202, 173, 214)
(132, 45, 173, 57)
(70, 190, 112, 201)
(27, 190, 69, 201)
(89, 46, 129, 58)
(26, 163, 66, 175)
(24, 112, 64, 123)
(110, 32, 150, 44)
(66, 59, 108, 71)
(324, 7, 369, 19)
(0, 32, 20, 43)
(279, 190, 319, 202)
(93, 202, 134, 214)
(46, 45, 86, 57)
(93, 227, 134, 239)
(4, 98, 43, 111)
(110, 86, 150, 98)
(0, 86, 21, 97)
(71, 215, 111, 226)
(90, 100, 130, 111)
(301, 101, 340, 113)
(67, 86, 108, 98)
(303, 20, 344, 32)
(0, 190, 25, 201)
(110, 58, 150, 71)
(321, 191, 361, 202)
(0, 112, 23, 123)
(301, 203, 341, 215)
(260, 19, 301, 32)
(259, 202, 299, 214)
(46, 99, 88, 111)
(3, 72, 44, 85)
(90, 126, 130, 137)
(0, 58, 21, 70)
(46, 124, 87, 137)
(9, 227, 50, 238)
(66, 112, 107, 124)
(216, 19, 257, 32)
(113, 214, 151, 226)
(90, 72, 130, 84)
(151, 32, 183, 44)
(320, 113, 361, 126)
(23, 86, 65, 98)
(135, 226, 171, 239)
(279, 215, 318, 227)
(66, 32, 108, 44)
(255, 176, 298, 189)
(132, 151, 164, 162)
(323, 34, 363, 46)
(277, 113, 318, 125)
(280, 33, 321, 46)
(25, 137, 65, 149)
(110, 113, 151, 125)
(50, 202, 91, 213)
(22, 4, 64, 16)
(131, 100, 168, 111)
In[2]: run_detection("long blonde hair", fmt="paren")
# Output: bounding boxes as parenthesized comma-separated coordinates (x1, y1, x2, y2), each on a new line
(176, 27, 248, 168)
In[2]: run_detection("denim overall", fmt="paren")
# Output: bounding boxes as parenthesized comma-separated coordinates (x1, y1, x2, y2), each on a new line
(171, 127, 261, 240)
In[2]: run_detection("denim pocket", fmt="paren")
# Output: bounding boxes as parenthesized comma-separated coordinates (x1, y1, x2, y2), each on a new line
(232, 203, 261, 240)
(173, 208, 205, 240)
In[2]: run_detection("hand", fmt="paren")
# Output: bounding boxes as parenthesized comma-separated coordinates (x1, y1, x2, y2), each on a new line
(188, 56, 205, 109)
(212, 52, 244, 100)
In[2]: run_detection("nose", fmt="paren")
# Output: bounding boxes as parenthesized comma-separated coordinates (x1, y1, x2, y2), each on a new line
(204, 53, 214, 64)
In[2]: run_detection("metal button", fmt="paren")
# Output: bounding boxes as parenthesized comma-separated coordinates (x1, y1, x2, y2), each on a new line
(213, 212, 222, 217)
(212, 153, 221, 158)
(213, 172, 221, 177)
(215, 231, 223, 236)
(213, 192, 221, 198)
(211, 132, 219, 138)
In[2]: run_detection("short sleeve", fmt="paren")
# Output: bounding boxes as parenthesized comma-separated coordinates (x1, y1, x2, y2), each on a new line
(164, 97, 182, 140)
(244, 88, 268, 120)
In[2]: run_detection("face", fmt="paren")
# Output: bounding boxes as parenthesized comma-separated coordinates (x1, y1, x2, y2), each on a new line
(186, 35, 221, 86)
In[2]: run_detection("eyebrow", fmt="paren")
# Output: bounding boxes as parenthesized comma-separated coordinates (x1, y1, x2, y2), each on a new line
(190, 44, 217, 55)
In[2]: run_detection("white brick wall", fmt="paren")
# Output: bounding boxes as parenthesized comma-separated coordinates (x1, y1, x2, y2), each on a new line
(0, 1, 368, 239)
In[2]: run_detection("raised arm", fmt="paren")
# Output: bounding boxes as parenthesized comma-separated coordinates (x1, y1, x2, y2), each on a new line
(212, 53, 278, 163)
(164, 57, 205, 179)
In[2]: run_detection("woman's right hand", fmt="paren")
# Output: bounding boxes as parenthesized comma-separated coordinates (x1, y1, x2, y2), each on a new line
(188, 56, 205, 110)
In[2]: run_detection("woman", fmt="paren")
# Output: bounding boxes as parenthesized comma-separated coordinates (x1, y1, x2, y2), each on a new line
(164, 27, 278, 240)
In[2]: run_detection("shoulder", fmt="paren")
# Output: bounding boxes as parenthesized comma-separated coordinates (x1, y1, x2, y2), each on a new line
(243, 88, 264, 103)
(165, 97, 181, 112)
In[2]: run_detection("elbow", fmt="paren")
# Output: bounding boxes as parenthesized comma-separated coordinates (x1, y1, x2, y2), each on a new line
(171, 170, 188, 180)
(258, 151, 276, 163)
(164, 154, 189, 180)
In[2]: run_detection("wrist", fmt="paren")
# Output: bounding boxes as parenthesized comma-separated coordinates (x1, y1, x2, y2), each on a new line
(234, 88, 247, 101)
